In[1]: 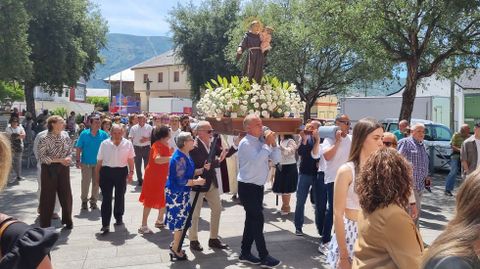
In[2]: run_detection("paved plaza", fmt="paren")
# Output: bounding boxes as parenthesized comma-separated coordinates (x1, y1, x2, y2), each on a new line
(0, 168, 457, 269)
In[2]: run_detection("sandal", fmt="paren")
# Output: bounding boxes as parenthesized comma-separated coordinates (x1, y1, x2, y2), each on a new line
(138, 226, 153, 234)
(169, 249, 188, 261)
(155, 221, 165, 229)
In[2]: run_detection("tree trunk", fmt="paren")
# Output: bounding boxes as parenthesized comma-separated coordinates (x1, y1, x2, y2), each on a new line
(24, 81, 36, 118)
(399, 60, 419, 123)
(303, 98, 315, 122)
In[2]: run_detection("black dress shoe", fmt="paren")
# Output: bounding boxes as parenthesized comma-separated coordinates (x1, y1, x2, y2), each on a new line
(190, 240, 204, 251)
(64, 223, 73, 230)
(208, 238, 228, 249)
(114, 220, 124, 226)
(100, 226, 109, 234)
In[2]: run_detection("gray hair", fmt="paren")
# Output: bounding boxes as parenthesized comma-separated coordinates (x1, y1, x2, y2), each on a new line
(411, 123, 425, 131)
(243, 114, 260, 129)
(195, 120, 210, 131)
(175, 131, 193, 148)
(111, 123, 124, 132)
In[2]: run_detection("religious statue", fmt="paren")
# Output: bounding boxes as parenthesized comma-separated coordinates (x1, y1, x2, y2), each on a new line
(236, 21, 274, 83)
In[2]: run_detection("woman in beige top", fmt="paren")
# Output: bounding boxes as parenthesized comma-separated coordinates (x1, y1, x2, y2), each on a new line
(353, 148, 424, 269)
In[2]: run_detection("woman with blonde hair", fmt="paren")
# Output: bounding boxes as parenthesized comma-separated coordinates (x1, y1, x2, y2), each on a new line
(353, 148, 424, 268)
(421, 168, 480, 268)
(326, 118, 384, 269)
(0, 134, 59, 268)
(382, 132, 397, 149)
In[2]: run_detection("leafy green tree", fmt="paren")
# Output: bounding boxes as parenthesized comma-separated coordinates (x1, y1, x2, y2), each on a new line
(320, 0, 480, 122)
(169, 0, 241, 101)
(228, 0, 384, 120)
(86, 96, 109, 111)
(20, 0, 108, 117)
(0, 0, 32, 81)
(0, 81, 25, 101)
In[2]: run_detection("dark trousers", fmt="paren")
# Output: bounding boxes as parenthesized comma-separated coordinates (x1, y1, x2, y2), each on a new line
(321, 182, 334, 243)
(99, 166, 128, 227)
(133, 145, 150, 183)
(39, 164, 72, 228)
(238, 181, 269, 259)
(313, 172, 327, 236)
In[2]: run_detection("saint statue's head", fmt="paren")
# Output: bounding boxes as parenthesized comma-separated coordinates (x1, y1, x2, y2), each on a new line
(249, 20, 261, 34)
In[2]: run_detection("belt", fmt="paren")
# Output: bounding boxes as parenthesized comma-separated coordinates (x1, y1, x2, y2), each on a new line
(134, 145, 150, 148)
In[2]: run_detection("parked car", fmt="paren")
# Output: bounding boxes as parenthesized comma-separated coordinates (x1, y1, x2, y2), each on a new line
(380, 118, 452, 170)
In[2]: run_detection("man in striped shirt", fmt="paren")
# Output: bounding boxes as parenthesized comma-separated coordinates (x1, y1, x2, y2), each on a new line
(398, 123, 431, 227)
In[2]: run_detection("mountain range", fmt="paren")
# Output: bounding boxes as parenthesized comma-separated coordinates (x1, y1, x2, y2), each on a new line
(87, 33, 173, 88)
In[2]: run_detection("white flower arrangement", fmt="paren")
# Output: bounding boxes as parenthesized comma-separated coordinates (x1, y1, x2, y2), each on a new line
(196, 76, 305, 119)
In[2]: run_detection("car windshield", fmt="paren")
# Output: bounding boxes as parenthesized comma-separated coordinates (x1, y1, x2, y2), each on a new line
(424, 125, 452, 141)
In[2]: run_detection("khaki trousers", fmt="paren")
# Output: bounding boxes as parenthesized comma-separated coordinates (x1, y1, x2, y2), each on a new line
(413, 189, 423, 227)
(189, 184, 222, 241)
(81, 164, 99, 203)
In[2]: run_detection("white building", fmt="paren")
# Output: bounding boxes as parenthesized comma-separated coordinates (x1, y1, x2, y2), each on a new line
(131, 50, 190, 111)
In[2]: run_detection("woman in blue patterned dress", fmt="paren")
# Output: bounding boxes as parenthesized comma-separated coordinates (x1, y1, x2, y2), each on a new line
(165, 131, 207, 261)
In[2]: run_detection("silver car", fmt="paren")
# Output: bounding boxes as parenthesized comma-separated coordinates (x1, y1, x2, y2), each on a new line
(381, 118, 452, 171)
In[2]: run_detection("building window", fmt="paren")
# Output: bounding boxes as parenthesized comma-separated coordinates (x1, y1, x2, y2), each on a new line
(158, 72, 163, 83)
(173, 71, 179, 82)
(65, 88, 69, 97)
(143, 74, 149, 83)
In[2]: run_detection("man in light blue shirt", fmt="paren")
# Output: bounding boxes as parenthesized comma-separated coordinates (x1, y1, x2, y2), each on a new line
(75, 116, 109, 210)
(237, 114, 281, 268)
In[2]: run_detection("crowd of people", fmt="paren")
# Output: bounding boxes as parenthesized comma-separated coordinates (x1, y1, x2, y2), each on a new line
(1, 108, 480, 268)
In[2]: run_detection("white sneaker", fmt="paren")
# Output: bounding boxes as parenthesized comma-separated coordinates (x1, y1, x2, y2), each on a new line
(138, 226, 153, 234)
(318, 243, 329, 254)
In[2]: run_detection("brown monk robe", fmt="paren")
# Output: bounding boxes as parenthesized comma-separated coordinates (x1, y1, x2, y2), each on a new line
(237, 21, 265, 83)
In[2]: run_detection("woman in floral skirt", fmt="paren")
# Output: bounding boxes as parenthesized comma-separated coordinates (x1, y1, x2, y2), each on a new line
(165, 131, 207, 261)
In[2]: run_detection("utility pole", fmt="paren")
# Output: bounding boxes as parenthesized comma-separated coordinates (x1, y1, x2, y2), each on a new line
(450, 78, 455, 131)
(145, 78, 152, 113)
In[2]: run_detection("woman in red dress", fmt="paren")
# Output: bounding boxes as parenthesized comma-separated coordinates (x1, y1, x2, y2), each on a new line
(138, 126, 172, 234)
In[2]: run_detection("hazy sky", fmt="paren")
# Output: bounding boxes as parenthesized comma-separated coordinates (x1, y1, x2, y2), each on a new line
(91, 0, 202, 36)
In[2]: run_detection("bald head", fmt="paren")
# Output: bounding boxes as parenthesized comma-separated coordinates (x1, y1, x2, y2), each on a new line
(399, 120, 409, 131)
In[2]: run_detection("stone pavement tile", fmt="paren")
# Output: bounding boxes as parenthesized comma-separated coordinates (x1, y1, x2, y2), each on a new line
(0, 167, 457, 269)
(82, 254, 163, 269)
(51, 260, 85, 269)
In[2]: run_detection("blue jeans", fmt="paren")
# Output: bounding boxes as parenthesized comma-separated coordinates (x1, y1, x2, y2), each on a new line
(294, 173, 324, 236)
(322, 182, 334, 243)
(445, 157, 459, 192)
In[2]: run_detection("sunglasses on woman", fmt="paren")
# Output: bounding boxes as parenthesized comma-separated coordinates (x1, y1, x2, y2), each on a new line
(383, 142, 393, 147)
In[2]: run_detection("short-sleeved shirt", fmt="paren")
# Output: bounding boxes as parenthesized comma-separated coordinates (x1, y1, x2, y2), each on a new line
(5, 125, 25, 147)
(75, 129, 109, 165)
(393, 129, 405, 141)
(322, 135, 352, 184)
(128, 124, 153, 147)
(450, 132, 467, 159)
(97, 138, 135, 167)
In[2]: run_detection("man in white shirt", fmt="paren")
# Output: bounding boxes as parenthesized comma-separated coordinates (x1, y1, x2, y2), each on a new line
(96, 124, 135, 233)
(128, 114, 152, 186)
(169, 115, 181, 150)
(318, 114, 352, 253)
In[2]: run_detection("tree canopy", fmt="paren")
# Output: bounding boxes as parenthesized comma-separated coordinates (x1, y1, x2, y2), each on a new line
(227, 0, 385, 120)
(168, 0, 241, 101)
(319, 0, 480, 121)
(0, 0, 108, 117)
(0, 0, 31, 81)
